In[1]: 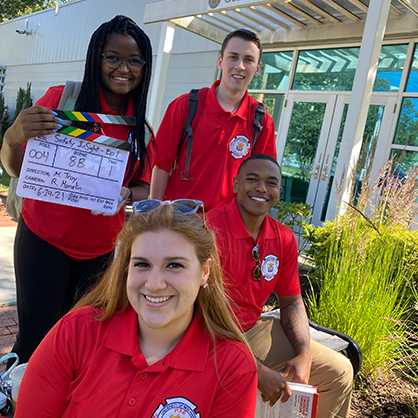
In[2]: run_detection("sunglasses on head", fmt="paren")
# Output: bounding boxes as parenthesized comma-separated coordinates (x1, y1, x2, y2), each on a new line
(252, 244, 261, 281)
(132, 199, 204, 215)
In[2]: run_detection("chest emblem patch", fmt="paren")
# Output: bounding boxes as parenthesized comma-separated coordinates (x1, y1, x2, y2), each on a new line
(229, 135, 250, 159)
(261, 254, 279, 281)
(152, 396, 201, 418)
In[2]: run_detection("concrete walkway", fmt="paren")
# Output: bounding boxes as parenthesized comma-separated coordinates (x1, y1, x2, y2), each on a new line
(0, 191, 17, 305)
(0, 223, 17, 373)
(0, 226, 17, 305)
(0, 194, 18, 372)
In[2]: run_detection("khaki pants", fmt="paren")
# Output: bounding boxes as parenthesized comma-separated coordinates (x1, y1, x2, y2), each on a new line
(245, 316, 353, 418)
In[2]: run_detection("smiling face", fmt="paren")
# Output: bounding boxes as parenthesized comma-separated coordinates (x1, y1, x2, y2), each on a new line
(233, 159, 282, 221)
(100, 33, 143, 102)
(126, 229, 210, 341)
(217, 37, 262, 95)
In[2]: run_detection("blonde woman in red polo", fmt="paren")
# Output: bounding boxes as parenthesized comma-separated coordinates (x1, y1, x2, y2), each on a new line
(15, 201, 258, 418)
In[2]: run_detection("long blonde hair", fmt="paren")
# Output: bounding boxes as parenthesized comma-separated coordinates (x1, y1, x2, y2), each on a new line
(73, 205, 251, 351)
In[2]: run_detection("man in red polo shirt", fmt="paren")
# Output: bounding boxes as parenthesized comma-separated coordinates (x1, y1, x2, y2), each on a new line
(206, 154, 353, 418)
(150, 29, 276, 211)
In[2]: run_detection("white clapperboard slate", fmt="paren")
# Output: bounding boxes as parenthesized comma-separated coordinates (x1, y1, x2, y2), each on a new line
(17, 132, 130, 213)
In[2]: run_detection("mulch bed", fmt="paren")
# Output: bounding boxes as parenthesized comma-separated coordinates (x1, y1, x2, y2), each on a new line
(298, 269, 418, 417)
(351, 372, 418, 417)
(0, 192, 17, 227)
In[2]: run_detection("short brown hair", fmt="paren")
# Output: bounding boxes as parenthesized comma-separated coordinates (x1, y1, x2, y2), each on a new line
(221, 29, 262, 61)
(73, 205, 251, 351)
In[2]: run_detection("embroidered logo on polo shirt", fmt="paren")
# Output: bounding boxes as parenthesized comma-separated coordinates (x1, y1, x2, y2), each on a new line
(261, 255, 279, 281)
(152, 396, 201, 418)
(229, 135, 250, 159)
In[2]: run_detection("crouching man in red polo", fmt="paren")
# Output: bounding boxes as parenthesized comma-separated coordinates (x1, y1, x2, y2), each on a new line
(205, 154, 353, 418)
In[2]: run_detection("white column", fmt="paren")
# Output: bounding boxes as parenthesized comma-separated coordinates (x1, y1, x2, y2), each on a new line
(332, 0, 391, 217)
(147, 21, 176, 130)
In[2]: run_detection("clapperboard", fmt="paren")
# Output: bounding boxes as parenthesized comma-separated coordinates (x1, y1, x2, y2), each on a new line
(17, 110, 134, 213)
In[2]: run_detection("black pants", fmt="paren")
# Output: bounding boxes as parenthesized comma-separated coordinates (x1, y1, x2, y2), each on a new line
(10, 217, 113, 365)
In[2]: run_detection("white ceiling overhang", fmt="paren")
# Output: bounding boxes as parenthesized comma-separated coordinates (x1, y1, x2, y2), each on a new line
(144, 0, 418, 47)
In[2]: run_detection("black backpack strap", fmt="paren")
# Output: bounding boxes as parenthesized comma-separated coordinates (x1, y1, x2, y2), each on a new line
(172, 88, 208, 180)
(182, 124, 194, 181)
(177, 89, 199, 158)
(177, 89, 199, 180)
(252, 102, 266, 154)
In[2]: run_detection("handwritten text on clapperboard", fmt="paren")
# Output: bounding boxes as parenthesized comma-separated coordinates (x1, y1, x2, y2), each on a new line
(17, 133, 130, 213)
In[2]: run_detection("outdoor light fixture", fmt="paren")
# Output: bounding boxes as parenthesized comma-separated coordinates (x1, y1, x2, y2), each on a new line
(15, 19, 38, 36)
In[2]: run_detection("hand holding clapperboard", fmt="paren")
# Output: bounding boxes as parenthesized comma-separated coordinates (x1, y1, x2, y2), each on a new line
(16, 110, 134, 213)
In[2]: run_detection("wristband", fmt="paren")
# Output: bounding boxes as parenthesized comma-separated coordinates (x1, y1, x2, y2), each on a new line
(126, 187, 133, 203)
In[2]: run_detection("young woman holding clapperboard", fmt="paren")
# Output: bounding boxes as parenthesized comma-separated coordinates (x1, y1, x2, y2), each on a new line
(0, 15, 155, 365)
(15, 203, 258, 417)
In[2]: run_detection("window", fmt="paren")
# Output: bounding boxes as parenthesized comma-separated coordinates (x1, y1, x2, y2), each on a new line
(292, 45, 407, 92)
(374, 44, 408, 92)
(406, 43, 418, 93)
(393, 98, 418, 147)
(391, 97, 418, 174)
(249, 93, 284, 131)
(248, 51, 293, 91)
(293, 47, 361, 91)
(389, 149, 418, 174)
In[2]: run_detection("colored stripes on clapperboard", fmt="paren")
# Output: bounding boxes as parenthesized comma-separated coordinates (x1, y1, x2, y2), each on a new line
(58, 126, 131, 151)
(52, 110, 136, 151)
(53, 110, 136, 126)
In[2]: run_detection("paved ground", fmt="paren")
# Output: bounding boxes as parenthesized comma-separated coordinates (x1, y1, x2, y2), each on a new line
(0, 192, 18, 373)
(0, 222, 16, 305)
(0, 194, 17, 305)
(0, 304, 17, 373)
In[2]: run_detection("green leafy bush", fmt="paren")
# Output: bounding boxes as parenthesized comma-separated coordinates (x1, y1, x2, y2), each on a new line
(306, 159, 418, 378)
(0, 82, 33, 189)
(274, 201, 314, 255)
(0, 92, 9, 149)
(306, 216, 415, 377)
(306, 221, 418, 287)
(13, 82, 33, 122)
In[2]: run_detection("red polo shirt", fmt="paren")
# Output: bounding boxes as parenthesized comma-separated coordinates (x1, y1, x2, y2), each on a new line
(206, 199, 301, 331)
(21, 85, 154, 260)
(154, 80, 277, 211)
(16, 306, 257, 418)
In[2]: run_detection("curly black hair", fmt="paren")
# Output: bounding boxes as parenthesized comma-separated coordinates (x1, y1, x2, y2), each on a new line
(74, 15, 153, 178)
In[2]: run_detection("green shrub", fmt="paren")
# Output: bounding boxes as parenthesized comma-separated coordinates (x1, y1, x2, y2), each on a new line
(306, 159, 418, 378)
(0, 160, 11, 190)
(13, 82, 33, 122)
(0, 82, 33, 190)
(306, 215, 414, 377)
(307, 220, 418, 286)
(0, 92, 9, 149)
(275, 201, 314, 251)
(282, 176, 309, 202)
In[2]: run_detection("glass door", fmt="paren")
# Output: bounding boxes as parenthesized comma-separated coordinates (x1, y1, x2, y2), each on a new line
(276, 93, 338, 224)
(276, 93, 396, 226)
(321, 95, 397, 225)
